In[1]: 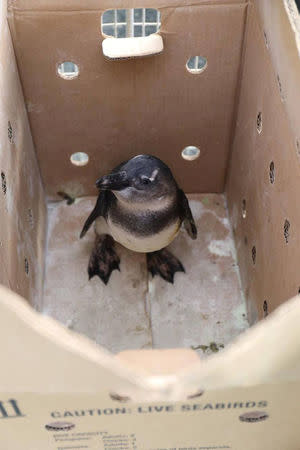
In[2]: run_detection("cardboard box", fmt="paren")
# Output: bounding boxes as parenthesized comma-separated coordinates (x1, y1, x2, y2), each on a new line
(0, 0, 300, 448)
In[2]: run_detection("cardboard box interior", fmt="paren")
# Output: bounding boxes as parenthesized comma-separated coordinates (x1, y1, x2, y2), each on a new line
(0, 0, 300, 400)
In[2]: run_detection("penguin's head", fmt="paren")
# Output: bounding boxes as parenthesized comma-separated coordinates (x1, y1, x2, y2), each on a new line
(96, 155, 177, 207)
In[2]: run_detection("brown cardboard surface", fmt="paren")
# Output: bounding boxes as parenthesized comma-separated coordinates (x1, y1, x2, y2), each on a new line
(255, 0, 300, 148)
(0, 249, 11, 288)
(0, 0, 46, 306)
(0, 383, 299, 449)
(7, 2, 246, 197)
(226, 3, 300, 321)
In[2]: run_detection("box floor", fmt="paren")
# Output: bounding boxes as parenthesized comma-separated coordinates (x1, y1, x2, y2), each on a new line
(42, 194, 249, 356)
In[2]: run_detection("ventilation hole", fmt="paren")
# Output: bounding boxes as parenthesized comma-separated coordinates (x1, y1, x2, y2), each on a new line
(45, 421, 75, 431)
(70, 152, 89, 166)
(242, 199, 247, 218)
(109, 392, 130, 402)
(187, 389, 204, 399)
(256, 112, 262, 134)
(263, 300, 268, 318)
(252, 246, 256, 265)
(239, 411, 269, 423)
(298, 287, 300, 295)
(283, 219, 290, 244)
(57, 62, 79, 80)
(8, 121, 13, 143)
(244, 236, 248, 245)
(1, 172, 7, 195)
(181, 146, 200, 161)
(24, 258, 29, 275)
(28, 209, 34, 228)
(269, 161, 275, 184)
(186, 56, 207, 74)
(296, 139, 300, 160)
(263, 31, 269, 49)
(277, 75, 284, 101)
(101, 8, 161, 38)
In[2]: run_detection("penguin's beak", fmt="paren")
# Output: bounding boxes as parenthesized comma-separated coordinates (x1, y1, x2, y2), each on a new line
(96, 171, 129, 191)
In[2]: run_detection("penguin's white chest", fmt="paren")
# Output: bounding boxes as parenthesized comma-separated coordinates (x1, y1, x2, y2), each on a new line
(95, 216, 180, 253)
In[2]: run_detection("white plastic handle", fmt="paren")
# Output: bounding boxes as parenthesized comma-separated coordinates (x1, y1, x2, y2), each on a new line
(102, 34, 164, 59)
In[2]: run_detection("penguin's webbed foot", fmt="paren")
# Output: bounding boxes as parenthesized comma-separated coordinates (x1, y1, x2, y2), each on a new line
(147, 248, 185, 284)
(88, 234, 120, 285)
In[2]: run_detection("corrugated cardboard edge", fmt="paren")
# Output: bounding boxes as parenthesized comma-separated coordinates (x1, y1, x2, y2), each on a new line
(7, 0, 248, 12)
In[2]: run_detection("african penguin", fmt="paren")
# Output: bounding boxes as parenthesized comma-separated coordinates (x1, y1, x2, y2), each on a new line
(80, 154, 197, 284)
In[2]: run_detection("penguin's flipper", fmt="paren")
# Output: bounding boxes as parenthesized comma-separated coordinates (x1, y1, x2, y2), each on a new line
(88, 234, 120, 285)
(178, 189, 197, 240)
(80, 191, 111, 239)
(147, 248, 185, 284)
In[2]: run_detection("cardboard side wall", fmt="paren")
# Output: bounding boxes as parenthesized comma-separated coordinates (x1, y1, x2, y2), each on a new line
(0, 0, 47, 307)
(226, 1, 300, 323)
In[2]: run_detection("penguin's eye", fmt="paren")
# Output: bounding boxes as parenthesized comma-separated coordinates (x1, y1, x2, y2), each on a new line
(140, 177, 151, 185)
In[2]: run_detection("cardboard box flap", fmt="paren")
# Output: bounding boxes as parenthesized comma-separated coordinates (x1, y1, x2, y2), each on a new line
(1, 284, 300, 401)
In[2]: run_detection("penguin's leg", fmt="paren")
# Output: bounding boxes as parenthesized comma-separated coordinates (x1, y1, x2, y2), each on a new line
(88, 234, 120, 285)
(147, 248, 185, 284)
